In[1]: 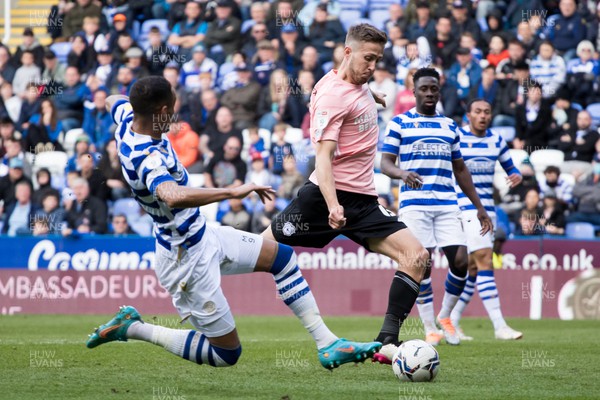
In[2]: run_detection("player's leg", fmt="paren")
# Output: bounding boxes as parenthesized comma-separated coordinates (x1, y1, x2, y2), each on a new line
(450, 255, 477, 341)
(366, 229, 429, 363)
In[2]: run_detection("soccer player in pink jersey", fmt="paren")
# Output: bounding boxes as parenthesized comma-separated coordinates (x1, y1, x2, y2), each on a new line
(262, 24, 429, 364)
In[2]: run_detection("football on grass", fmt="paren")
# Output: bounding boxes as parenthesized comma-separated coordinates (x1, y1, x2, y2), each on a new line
(392, 339, 440, 382)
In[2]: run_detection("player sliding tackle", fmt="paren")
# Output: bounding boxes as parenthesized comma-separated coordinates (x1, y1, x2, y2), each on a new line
(450, 99, 523, 341)
(86, 76, 381, 370)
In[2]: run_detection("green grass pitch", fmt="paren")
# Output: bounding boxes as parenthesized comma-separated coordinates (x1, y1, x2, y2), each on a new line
(0, 315, 598, 399)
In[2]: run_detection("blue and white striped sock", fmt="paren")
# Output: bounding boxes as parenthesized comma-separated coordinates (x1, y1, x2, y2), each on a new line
(450, 274, 477, 324)
(416, 277, 436, 332)
(438, 270, 467, 319)
(127, 323, 241, 367)
(477, 270, 507, 331)
(271, 244, 337, 349)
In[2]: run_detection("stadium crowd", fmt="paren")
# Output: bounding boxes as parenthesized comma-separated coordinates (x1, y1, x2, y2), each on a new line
(0, 0, 599, 238)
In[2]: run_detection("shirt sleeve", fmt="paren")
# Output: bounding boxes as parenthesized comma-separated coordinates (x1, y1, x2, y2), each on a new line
(451, 123, 462, 160)
(498, 135, 520, 176)
(136, 149, 176, 196)
(381, 116, 402, 155)
(311, 93, 347, 143)
(110, 99, 133, 125)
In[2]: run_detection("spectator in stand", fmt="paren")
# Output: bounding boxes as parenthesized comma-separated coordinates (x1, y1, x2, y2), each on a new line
(370, 62, 397, 126)
(162, 65, 188, 112)
(67, 33, 95, 75)
(221, 197, 252, 231)
(382, 24, 406, 82)
(204, 136, 247, 188)
(145, 26, 176, 76)
(124, 47, 150, 80)
(278, 24, 307, 75)
(307, 4, 345, 65)
(496, 40, 527, 82)
(79, 152, 109, 202)
(565, 40, 600, 108)
(406, 1, 436, 41)
(0, 137, 31, 178)
(246, 126, 266, 158)
(450, 0, 481, 44)
(547, 88, 579, 148)
(429, 14, 457, 70)
(42, 50, 66, 89)
(493, 61, 529, 127)
(0, 46, 16, 84)
(252, 40, 283, 87)
(395, 40, 430, 89)
(62, 0, 103, 39)
(257, 69, 303, 131)
(204, 0, 242, 64)
(83, 88, 113, 151)
(32, 168, 60, 208)
(13, 28, 45, 70)
(538, 165, 573, 206)
(16, 83, 41, 133)
(24, 98, 65, 154)
(293, 69, 314, 130)
(109, 65, 135, 96)
(36, 192, 65, 235)
(190, 88, 219, 135)
(62, 177, 107, 235)
(200, 106, 243, 161)
(54, 66, 89, 132)
(516, 21, 541, 60)
(468, 66, 498, 109)
(168, 1, 208, 61)
(65, 134, 99, 173)
(530, 41, 566, 100)
(167, 117, 201, 173)
(0, 84, 20, 124)
(0, 158, 33, 215)
(1, 181, 36, 236)
(277, 155, 304, 200)
(541, 191, 566, 235)
(13, 51, 41, 98)
(486, 35, 509, 69)
(0, 118, 18, 159)
(459, 32, 483, 64)
(251, 192, 280, 234)
(447, 47, 482, 115)
(269, 123, 293, 175)
(522, 188, 543, 219)
(268, 0, 306, 43)
(480, 8, 508, 55)
(558, 110, 600, 173)
(394, 68, 417, 115)
(113, 33, 142, 66)
(501, 161, 540, 222)
(514, 82, 552, 152)
(383, 3, 407, 35)
(567, 163, 600, 226)
(242, 22, 269, 61)
(438, 68, 461, 120)
(505, 0, 543, 31)
(97, 138, 129, 201)
(516, 208, 544, 236)
(241, 2, 268, 35)
(93, 49, 115, 87)
(111, 214, 137, 236)
(545, 0, 586, 61)
(80, 15, 107, 54)
(220, 63, 261, 130)
(246, 151, 272, 187)
(106, 14, 131, 52)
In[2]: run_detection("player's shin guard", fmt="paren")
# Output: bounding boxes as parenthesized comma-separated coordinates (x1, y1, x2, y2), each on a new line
(376, 271, 420, 344)
(128, 324, 241, 367)
(270, 243, 337, 349)
(450, 274, 477, 325)
(416, 277, 436, 333)
(477, 270, 507, 331)
(438, 270, 468, 319)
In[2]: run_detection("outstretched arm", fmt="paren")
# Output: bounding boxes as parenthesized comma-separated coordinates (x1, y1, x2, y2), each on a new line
(105, 95, 129, 113)
(156, 181, 274, 209)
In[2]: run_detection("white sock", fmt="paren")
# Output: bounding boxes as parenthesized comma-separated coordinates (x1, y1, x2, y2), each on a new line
(416, 278, 436, 333)
(127, 321, 188, 356)
(477, 270, 507, 331)
(438, 271, 467, 319)
(450, 274, 477, 325)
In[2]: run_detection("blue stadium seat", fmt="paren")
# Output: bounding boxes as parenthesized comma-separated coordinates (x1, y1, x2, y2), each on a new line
(571, 102, 583, 111)
(586, 102, 600, 127)
(369, 9, 390, 30)
(491, 126, 516, 142)
(113, 198, 141, 218)
(50, 42, 72, 64)
(565, 222, 596, 239)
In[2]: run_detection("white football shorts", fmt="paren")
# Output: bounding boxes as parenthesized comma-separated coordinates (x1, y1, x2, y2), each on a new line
(398, 208, 467, 249)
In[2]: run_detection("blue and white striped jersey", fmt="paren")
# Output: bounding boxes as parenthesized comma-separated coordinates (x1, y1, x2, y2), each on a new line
(382, 108, 462, 212)
(112, 100, 206, 250)
(456, 125, 520, 215)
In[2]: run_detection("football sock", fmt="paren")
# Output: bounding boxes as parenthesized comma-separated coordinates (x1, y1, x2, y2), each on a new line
(438, 270, 467, 319)
(416, 277, 437, 333)
(477, 270, 507, 331)
(450, 273, 477, 324)
(127, 322, 241, 367)
(270, 244, 337, 349)
(376, 271, 420, 343)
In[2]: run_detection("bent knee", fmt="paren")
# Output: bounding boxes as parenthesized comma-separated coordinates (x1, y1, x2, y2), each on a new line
(212, 345, 242, 367)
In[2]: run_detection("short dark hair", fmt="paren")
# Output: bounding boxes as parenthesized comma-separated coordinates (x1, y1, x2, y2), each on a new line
(412, 67, 440, 86)
(466, 98, 492, 113)
(129, 76, 175, 117)
(346, 24, 387, 47)
(508, 39, 525, 49)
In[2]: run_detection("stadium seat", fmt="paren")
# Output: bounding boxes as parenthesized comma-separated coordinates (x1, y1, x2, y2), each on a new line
(202, 201, 219, 222)
(49, 42, 72, 64)
(32, 151, 69, 181)
(493, 172, 511, 198)
(508, 149, 529, 168)
(565, 222, 596, 239)
(188, 173, 205, 188)
(62, 128, 84, 157)
(560, 172, 576, 187)
(586, 102, 600, 126)
(571, 102, 583, 111)
(369, 9, 390, 30)
(529, 149, 564, 173)
(284, 127, 304, 145)
(491, 126, 516, 142)
(374, 172, 391, 194)
(113, 198, 141, 218)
